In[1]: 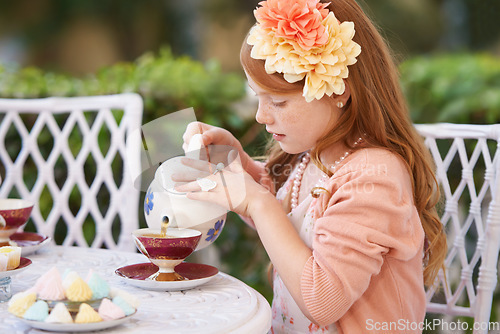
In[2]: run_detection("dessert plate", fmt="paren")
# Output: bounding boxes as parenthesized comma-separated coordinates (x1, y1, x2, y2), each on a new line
(0, 257, 32, 279)
(16, 311, 136, 332)
(10, 232, 51, 256)
(115, 262, 218, 291)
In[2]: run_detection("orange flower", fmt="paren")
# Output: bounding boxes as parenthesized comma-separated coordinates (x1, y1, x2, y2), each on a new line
(254, 0, 330, 50)
(248, 6, 361, 102)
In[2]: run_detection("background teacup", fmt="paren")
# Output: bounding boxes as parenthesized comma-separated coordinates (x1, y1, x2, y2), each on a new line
(0, 199, 34, 246)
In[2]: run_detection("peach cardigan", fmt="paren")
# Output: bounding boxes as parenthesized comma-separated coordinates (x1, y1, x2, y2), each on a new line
(248, 148, 426, 333)
(302, 148, 426, 333)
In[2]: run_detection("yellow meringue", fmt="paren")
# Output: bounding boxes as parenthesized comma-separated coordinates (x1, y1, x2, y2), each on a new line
(75, 303, 102, 323)
(8, 292, 37, 317)
(65, 277, 93, 302)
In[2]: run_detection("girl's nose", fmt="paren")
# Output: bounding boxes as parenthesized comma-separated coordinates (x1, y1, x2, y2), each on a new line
(255, 102, 273, 125)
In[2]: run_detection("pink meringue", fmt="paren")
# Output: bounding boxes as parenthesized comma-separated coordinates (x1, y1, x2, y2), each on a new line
(98, 298, 125, 321)
(35, 267, 65, 300)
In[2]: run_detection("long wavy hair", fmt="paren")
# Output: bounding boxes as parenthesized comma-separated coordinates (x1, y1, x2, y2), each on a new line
(240, 0, 446, 287)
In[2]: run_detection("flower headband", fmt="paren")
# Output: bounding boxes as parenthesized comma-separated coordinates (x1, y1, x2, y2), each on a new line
(247, 0, 361, 102)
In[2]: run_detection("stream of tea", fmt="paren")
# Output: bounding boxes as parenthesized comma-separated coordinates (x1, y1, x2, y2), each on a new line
(160, 217, 169, 237)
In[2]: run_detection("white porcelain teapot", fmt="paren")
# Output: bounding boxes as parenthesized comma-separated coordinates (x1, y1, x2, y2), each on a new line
(143, 135, 228, 250)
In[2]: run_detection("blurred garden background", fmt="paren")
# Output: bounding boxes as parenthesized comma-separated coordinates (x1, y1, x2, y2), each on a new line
(0, 0, 499, 332)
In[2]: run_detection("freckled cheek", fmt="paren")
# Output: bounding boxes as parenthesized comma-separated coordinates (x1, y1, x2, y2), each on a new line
(278, 112, 302, 128)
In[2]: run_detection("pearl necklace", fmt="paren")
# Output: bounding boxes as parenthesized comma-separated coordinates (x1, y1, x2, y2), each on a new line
(290, 137, 364, 210)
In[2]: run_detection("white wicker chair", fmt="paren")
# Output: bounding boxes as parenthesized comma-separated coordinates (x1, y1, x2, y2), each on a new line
(416, 123, 500, 333)
(0, 93, 143, 252)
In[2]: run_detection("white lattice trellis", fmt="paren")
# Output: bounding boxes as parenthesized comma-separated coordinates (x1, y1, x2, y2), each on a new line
(416, 123, 500, 333)
(0, 94, 143, 252)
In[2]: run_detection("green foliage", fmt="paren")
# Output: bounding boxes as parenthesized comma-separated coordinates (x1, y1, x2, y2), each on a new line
(0, 48, 247, 127)
(400, 53, 500, 124)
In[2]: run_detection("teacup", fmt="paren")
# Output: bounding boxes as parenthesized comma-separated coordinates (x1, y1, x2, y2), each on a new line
(132, 227, 201, 281)
(144, 156, 227, 250)
(0, 199, 34, 246)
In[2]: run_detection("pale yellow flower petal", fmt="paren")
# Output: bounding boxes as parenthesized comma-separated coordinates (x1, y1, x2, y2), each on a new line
(339, 22, 356, 41)
(283, 73, 305, 83)
(314, 62, 328, 74)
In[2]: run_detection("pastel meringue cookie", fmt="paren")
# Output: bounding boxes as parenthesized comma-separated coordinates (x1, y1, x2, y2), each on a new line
(34, 268, 48, 291)
(75, 303, 103, 324)
(0, 246, 21, 270)
(86, 271, 110, 300)
(25, 286, 38, 295)
(8, 291, 37, 317)
(112, 296, 135, 316)
(109, 287, 140, 309)
(35, 266, 58, 289)
(98, 298, 125, 321)
(23, 300, 49, 322)
(65, 277, 93, 302)
(62, 270, 80, 291)
(45, 302, 73, 324)
(35, 267, 65, 300)
(9, 288, 36, 305)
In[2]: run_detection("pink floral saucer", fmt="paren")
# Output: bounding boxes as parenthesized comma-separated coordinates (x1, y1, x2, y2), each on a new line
(10, 232, 51, 256)
(115, 262, 218, 291)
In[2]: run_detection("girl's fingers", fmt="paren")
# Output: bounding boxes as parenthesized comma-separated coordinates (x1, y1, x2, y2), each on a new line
(171, 170, 210, 182)
(182, 122, 210, 149)
(183, 122, 207, 139)
(174, 176, 217, 193)
(180, 157, 213, 172)
(183, 122, 232, 148)
(184, 190, 213, 203)
(174, 180, 200, 193)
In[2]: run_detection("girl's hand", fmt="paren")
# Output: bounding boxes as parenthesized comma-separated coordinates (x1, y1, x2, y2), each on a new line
(183, 121, 247, 162)
(173, 151, 274, 218)
(182, 122, 269, 188)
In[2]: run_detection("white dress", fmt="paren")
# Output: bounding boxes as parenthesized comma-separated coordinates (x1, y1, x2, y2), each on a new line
(270, 159, 339, 334)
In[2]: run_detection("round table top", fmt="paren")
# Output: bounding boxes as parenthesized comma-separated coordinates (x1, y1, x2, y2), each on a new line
(0, 246, 271, 334)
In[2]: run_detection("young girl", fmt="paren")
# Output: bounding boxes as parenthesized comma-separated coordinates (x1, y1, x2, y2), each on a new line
(177, 0, 447, 333)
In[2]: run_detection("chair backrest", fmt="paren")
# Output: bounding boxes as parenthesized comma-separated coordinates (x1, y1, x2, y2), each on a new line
(415, 123, 500, 333)
(0, 93, 143, 252)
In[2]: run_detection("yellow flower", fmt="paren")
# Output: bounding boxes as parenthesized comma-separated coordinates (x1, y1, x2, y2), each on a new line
(248, 11, 361, 102)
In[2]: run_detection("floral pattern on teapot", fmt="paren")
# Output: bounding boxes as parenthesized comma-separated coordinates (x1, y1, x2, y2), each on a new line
(206, 220, 224, 242)
(145, 189, 154, 215)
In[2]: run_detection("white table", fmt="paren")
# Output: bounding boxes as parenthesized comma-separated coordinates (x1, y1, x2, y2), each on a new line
(0, 246, 272, 333)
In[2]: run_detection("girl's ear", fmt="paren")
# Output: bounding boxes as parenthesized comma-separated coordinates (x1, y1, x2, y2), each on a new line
(336, 81, 351, 107)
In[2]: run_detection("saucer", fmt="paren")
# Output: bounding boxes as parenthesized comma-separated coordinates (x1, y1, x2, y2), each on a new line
(0, 257, 32, 279)
(10, 232, 51, 256)
(115, 262, 218, 291)
(17, 311, 136, 332)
